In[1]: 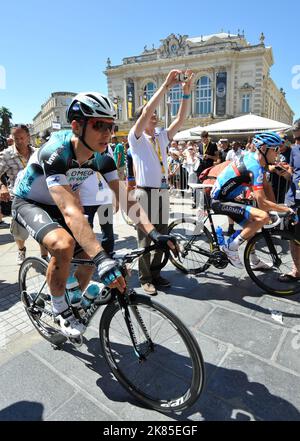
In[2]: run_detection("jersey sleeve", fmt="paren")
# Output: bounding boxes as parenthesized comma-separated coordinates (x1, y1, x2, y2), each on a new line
(39, 144, 69, 188)
(251, 163, 264, 191)
(96, 153, 119, 183)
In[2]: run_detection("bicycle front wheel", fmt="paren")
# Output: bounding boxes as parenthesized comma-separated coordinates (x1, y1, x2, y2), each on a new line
(19, 257, 66, 346)
(244, 230, 300, 296)
(168, 217, 214, 274)
(99, 293, 205, 412)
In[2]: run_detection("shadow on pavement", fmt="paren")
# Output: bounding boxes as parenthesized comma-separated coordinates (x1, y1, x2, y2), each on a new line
(0, 400, 44, 421)
(0, 281, 20, 312)
(0, 233, 14, 245)
(62, 337, 300, 421)
(159, 268, 300, 321)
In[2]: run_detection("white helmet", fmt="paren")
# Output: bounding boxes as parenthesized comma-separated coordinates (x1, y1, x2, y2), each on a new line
(67, 92, 116, 122)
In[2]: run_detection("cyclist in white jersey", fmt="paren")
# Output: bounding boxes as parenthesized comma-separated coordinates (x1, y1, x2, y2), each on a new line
(13, 92, 177, 338)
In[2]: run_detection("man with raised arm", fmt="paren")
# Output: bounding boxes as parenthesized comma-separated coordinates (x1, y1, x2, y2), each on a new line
(128, 70, 194, 295)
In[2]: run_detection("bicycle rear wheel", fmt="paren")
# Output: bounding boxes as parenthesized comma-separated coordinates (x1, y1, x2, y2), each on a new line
(99, 293, 205, 412)
(19, 257, 66, 346)
(168, 217, 214, 274)
(244, 230, 300, 296)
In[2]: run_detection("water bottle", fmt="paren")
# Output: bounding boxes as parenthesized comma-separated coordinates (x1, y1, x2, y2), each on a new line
(80, 283, 102, 310)
(215, 226, 225, 246)
(66, 275, 82, 305)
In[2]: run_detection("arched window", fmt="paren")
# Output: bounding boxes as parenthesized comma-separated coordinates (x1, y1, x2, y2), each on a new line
(144, 82, 157, 102)
(195, 76, 212, 115)
(169, 84, 182, 116)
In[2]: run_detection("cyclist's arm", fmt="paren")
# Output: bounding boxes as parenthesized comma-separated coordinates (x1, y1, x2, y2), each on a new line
(254, 188, 291, 213)
(49, 184, 103, 258)
(263, 175, 276, 203)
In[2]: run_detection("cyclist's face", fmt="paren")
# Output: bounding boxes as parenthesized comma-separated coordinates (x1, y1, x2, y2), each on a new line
(85, 118, 115, 151)
(266, 146, 279, 163)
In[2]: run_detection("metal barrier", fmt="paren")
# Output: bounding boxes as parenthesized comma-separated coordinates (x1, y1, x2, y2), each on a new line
(269, 172, 290, 204)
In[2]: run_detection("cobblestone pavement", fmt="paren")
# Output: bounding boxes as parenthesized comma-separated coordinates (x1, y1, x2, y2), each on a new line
(1, 195, 300, 421)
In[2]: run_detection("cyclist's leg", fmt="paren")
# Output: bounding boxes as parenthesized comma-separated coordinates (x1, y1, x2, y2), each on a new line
(13, 198, 75, 297)
(211, 200, 269, 241)
(211, 200, 269, 267)
(13, 197, 84, 336)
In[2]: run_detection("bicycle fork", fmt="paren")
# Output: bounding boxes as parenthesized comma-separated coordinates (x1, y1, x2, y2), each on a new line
(262, 230, 282, 267)
(117, 291, 154, 362)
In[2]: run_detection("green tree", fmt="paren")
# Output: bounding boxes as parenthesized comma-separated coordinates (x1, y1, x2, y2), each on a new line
(0, 107, 13, 137)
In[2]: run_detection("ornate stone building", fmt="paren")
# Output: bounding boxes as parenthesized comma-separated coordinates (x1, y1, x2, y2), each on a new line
(31, 92, 76, 144)
(105, 32, 294, 134)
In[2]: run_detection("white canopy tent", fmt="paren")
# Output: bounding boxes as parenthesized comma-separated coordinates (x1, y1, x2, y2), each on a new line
(190, 114, 292, 138)
(173, 127, 203, 141)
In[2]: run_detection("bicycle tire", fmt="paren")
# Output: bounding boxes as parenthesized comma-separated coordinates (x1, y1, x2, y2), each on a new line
(99, 293, 205, 412)
(167, 217, 214, 274)
(244, 230, 300, 296)
(19, 257, 66, 346)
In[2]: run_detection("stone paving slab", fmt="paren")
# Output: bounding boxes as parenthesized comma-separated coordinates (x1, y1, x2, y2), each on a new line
(0, 351, 76, 420)
(197, 307, 284, 359)
(275, 330, 300, 374)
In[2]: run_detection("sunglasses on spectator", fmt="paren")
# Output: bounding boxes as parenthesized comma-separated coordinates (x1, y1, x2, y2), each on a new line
(89, 119, 115, 132)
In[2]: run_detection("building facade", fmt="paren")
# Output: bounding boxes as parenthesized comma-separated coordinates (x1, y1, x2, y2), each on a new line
(105, 32, 294, 134)
(31, 92, 76, 144)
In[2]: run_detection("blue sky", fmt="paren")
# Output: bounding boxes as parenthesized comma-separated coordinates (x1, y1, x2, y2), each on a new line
(0, 0, 299, 124)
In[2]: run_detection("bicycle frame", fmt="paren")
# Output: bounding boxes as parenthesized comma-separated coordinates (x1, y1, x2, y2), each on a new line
(27, 245, 161, 358)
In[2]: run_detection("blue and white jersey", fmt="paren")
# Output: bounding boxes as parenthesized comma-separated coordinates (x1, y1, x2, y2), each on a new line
(14, 130, 118, 205)
(211, 152, 265, 201)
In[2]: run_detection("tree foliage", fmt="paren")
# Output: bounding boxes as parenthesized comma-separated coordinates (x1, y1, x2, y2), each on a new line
(0, 107, 13, 137)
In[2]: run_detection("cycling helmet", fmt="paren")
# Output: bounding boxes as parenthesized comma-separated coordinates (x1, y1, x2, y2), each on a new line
(252, 132, 283, 149)
(67, 92, 116, 123)
(66, 92, 116, 153)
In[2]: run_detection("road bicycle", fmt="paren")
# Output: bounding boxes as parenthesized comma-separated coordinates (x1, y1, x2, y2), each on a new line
(166, 184, 300, 297)
(18, 244, 205, 413)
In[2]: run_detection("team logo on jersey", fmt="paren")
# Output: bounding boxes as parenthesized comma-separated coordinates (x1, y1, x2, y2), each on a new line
(48, 175, 61, 184)
(46, 151, 59, 165)
(256, 172, 264, 184)
(33, 214, 46, 224)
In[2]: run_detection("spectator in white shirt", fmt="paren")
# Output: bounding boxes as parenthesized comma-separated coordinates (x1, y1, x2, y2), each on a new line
(128, 69, 194, 295)
(226, 141, 243, 163)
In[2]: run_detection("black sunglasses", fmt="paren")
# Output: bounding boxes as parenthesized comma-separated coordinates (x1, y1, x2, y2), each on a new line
(90, 120, 115, 132)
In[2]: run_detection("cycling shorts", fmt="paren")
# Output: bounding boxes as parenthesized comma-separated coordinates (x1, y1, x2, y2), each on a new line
(211, 200, 252, 227)
(12, 197, 96, 254)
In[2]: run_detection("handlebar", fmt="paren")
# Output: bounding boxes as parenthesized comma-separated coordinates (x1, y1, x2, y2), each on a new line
(263, 210, 298, 230)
